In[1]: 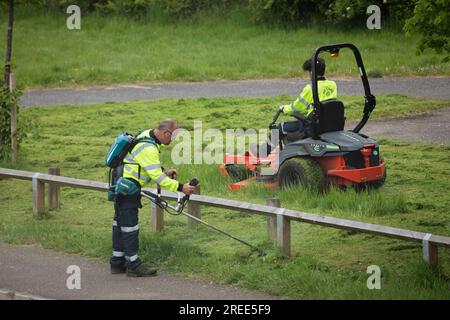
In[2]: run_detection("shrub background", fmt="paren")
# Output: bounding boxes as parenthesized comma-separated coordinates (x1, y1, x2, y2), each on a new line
(27, 0, 416, 25)
(13, 0, 446, 56)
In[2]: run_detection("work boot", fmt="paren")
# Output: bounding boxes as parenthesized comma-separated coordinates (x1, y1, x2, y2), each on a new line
(127, 264, 158, 277)
(110, 265, 127, 274)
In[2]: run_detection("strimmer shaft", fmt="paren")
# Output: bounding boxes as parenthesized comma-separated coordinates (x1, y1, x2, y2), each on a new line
(141, 192, 263, 254)
(180, 210, 261, 252)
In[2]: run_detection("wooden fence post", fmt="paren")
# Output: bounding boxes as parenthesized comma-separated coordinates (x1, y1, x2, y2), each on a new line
(422, 233, 438, 271)
(48, 167, 60, 210)
(277, 209, 291, 257)
(9, 73, 17, 163)
(266, 198, 279, 242)
(32, 173, 45, 216)
(188, 185, 201, 227)
(151, 201, 164, 232)
(2, 167, 450, 268)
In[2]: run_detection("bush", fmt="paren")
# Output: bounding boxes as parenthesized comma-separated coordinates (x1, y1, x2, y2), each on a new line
(0, 83, 37, 161)
(94, 0, 154, 18)
(248, 0, 324, 27)
(161, 0, 232, 18)
(35, 0, 104, 11)
(0, 85, 19, 160)
(325, 0, 414, 27)
(23, 0, 417, 26)
(404, 0, 450, 62)
(34, 0, 237, 19)
(248, 0, 415, 28)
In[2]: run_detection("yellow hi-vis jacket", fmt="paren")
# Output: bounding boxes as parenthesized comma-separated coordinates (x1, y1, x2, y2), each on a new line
(282, 79, 337, 117)
(123, 129, 180, 192)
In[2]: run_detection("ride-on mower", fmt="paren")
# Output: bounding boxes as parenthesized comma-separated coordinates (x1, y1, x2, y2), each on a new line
(220, 43, 386, 192)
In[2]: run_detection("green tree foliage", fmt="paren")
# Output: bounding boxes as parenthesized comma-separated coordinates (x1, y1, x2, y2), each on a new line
(248, 0, 322, 27)
(24, 0, 420, 27)
(248, 0, 415, 27)
(404, 0, 450, 62)
(0, 86, 19, 160)
(0, 84, 37, 160)
(35, 0, 101, 11)
(325, 0, 415, 26)
(34, 0, 237, 18)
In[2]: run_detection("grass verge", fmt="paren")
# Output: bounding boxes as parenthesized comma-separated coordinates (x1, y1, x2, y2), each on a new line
(1, 7, 450, 88)
(0, 96, 449, 299)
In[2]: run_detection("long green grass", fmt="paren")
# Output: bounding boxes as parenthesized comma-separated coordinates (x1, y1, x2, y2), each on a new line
(1, 96, 449, 299)
(2, 7, 450, 88)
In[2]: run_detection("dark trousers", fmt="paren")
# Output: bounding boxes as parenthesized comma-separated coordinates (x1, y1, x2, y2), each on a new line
(110, 192, 142, 270)
(266, 120, 305, 150)
(278, 120, 305, 139)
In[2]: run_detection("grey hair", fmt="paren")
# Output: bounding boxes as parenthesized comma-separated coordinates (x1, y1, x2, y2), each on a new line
(157, 119, 178, 131)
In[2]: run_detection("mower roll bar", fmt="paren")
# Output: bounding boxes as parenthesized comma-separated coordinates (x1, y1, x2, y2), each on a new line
(311, 43, 376, 134)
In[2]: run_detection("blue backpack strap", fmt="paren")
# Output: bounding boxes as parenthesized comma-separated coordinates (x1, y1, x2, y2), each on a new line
(136, 137, 157, 147)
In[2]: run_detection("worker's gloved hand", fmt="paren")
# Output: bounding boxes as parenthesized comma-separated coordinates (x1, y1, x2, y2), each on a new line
(165, 169, 178, 179)
(182, 183, 196, 195)
(278, 106, 284, 111)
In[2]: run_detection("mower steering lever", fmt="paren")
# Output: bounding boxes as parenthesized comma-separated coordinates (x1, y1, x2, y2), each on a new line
(269, 108, 283, 129)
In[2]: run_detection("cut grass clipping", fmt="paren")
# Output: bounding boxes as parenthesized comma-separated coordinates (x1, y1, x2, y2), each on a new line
(1, 95, 449, 299)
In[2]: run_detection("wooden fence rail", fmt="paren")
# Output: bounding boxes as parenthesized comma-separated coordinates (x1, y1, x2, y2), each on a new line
(1, 167, 449, 271)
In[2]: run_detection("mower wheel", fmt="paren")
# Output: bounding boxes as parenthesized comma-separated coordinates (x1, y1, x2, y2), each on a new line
(278, 157, 326, 193)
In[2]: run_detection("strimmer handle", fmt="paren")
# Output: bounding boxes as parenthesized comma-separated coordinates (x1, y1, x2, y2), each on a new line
(181, 178, 199, 202)
(176, 178, 199, 212)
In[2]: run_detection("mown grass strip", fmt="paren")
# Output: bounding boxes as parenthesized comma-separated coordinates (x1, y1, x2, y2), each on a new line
(2, 8, 450, 88)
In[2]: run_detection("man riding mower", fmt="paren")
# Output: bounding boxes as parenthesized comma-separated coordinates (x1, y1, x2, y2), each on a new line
(251, 56, 337, 157)
(220, 43, 387, 192)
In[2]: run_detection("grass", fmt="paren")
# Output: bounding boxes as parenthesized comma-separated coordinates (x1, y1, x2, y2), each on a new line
(1, 7, 450, 88)
(0, 96, 450, 299)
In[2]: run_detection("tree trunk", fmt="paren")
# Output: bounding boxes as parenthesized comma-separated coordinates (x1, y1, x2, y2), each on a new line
(4, 0, 14, 87)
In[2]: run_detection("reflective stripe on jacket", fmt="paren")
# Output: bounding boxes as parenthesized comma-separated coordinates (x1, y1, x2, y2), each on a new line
(122, 129, 180, 192)
(282, 80, 337, 117)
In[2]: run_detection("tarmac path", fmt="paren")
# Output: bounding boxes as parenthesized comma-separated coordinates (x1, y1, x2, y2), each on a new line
(21, 77, 450, 107)
(21, 77, 450, 145)
(0, 243, 280, 300)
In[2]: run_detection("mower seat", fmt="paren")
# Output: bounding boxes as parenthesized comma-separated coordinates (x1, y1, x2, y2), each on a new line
(317, 99, 345, 134)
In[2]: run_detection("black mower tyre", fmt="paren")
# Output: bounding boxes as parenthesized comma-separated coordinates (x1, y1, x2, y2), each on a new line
(278, 157, 326, 193)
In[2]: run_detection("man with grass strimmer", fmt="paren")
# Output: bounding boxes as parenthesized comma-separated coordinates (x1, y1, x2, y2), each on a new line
(109, 119, 196, 277)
